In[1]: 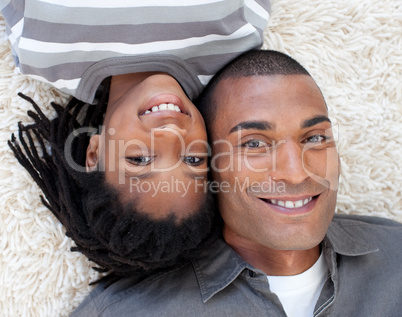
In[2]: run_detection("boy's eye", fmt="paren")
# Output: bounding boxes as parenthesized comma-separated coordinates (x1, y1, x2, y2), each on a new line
(182, 156, 205, 166)
(242, 139, 269, 148)
(127, 156, 154, 166)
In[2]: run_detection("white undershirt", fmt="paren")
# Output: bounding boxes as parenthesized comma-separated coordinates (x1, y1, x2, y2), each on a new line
(267, 252, 328, 317)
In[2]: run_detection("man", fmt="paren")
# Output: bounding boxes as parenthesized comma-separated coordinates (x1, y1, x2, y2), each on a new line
(72, 50, 402, 316)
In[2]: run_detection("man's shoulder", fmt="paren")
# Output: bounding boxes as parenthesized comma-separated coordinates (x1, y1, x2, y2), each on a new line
(332, 213, 402, 229)
(72, 263, 201, 316)
(329, 213, 402, 253)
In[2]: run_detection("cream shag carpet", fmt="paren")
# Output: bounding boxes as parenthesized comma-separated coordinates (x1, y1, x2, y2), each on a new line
(1, 0, 401, 316)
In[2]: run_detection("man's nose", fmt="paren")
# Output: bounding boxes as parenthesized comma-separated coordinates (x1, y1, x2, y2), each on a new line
(269, 140, 308, 184)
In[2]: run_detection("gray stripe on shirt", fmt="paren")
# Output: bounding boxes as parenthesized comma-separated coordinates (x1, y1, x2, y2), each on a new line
(24, 1, 243, 25)
(0, 0, 12, 12)
(20, 61, 94, 81)
(22, 10, 248, 44)
(1, 0, 24, 28)
(18, 31, 262, 73)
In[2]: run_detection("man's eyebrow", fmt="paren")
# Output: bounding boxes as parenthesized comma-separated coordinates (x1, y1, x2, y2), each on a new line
(229, 121, 275, 134)
(301, 115, 331, 129)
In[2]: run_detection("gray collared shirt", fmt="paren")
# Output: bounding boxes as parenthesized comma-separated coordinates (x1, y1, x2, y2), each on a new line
(72, 214, 402, 317)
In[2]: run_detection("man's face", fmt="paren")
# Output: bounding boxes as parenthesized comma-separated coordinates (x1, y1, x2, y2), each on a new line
(210, 75, 340, 251)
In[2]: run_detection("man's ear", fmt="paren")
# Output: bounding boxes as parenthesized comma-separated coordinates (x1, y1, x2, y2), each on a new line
(86, 135, 100, 172)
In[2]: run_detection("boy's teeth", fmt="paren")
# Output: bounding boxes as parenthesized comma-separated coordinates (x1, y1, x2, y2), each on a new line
(144, 103, 182, 115)
(269, 197, 313, 209)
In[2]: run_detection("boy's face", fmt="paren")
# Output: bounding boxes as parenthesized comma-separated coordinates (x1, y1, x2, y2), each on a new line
(86, 73, 209, 221)
(209, 74, 340, 251)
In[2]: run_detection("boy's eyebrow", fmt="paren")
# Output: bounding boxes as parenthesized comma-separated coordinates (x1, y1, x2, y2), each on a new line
(229, 120, 275, 134)
(126, 171, 155, 180)
(301, 115, 331, 129)
(184, 170, 207, 180)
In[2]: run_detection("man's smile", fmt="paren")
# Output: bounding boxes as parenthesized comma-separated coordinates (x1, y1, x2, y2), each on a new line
(268, 196, 313, 208)
(257, 194, 320, 215)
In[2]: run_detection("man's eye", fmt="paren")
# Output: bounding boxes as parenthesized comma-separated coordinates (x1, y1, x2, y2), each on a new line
(305, 135, 328, 143)
(127, 156, 154, 166)
(182, 156, 205, 166)
(242, 140, 269, 148)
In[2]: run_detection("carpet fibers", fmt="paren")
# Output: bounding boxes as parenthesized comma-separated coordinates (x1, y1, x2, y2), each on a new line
(0, 0, 401, 315)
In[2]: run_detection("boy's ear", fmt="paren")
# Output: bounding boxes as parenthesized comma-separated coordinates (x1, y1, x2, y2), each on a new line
(86, 135, 100, 172)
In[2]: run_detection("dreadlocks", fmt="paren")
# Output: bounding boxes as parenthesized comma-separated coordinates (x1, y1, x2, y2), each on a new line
(8, 81, 221, 285)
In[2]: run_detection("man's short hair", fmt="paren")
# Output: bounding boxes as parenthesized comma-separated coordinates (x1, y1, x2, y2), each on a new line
(196, 49, 310, 128)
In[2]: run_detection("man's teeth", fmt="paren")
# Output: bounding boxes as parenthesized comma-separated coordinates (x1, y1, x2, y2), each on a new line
(143, 103, 181, 115)
(270, 197, 313, 208)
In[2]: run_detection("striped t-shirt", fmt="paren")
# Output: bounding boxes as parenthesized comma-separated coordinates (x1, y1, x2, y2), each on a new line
(1, 0, 270, 104)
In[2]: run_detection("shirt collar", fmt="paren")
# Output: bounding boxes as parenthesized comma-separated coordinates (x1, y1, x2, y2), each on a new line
(192, 215, 379, 302)
(192, 238, 254, 303)
(326, 215, 379, 256)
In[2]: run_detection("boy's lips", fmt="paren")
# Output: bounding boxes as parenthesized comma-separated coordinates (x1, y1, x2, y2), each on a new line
(140, 94, 188, 116)
(141, 103, 184, 115)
